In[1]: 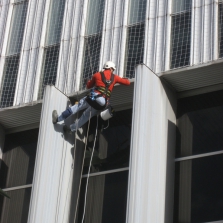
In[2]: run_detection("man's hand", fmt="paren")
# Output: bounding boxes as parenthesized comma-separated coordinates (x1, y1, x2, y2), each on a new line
(84, 78, 90, 85)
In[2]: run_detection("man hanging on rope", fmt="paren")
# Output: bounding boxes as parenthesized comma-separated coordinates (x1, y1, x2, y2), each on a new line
(52, 61, 130, 133)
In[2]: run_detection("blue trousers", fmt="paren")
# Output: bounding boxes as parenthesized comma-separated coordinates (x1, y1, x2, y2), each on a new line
(58, 96, 106, 132)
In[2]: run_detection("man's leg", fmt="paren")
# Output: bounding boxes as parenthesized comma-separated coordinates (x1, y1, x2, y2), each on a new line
(70, 106, 100, 132)
(53, 97, 89, 123)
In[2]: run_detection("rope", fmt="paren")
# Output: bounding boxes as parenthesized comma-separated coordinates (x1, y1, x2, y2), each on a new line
(81, 114, 98, 223)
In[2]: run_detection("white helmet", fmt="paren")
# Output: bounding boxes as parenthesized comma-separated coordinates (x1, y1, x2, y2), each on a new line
(103, 61, 116, 70)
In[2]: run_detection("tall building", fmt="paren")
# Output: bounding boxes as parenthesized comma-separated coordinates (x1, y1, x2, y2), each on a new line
(0, 0, 223, 222)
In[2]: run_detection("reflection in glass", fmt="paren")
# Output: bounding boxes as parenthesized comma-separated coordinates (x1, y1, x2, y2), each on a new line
(86, 0, 105, 35)
(0, 188, 32, 223)
(174, 155, 223, 222)
(0, 129, 38, 188)
(7, 1, 28, 55)
(45, 0, 66, 46)
(172, 0, 191, 13)
(83, 109, 132, 174)
(76, 171, 128, 223)
(128, 0, 147, 24)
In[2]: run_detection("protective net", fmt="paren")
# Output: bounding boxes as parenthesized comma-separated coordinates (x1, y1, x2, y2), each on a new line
(219, 2, 223, 58)
(170, 0, 192, 69)
(38, 0, 66, 99)
(0, 1, 28, 108)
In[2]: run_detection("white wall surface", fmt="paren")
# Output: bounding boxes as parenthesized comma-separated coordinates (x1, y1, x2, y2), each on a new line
(28, 86, 87, 223)
(0, 124, 5, 161)
(127, 64, 176, 223)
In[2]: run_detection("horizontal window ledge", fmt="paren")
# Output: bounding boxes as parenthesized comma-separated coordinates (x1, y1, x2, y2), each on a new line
(175, 150, 223, 162)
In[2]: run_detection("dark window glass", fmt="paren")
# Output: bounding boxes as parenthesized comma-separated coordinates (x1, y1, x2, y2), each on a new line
(0, 55, 20, 108)
(219, 3, 223, 57)
(171, 12, 191, 69)
(83, 109, 132, 175)
(38, 45, 60, 99)
(0, 128, 38, 188)
(174, 155, 223, 222)
(76, 171, 129, 223)
(125, 23, 145, 78)
(0, 188, 31, 223)
(176, 90, 223, 157)
(81, 34, 102, 90)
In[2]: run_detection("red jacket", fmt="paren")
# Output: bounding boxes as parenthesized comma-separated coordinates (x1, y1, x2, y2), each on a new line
(87, 70, 130, 94)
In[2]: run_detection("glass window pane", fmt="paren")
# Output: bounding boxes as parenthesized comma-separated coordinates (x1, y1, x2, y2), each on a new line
(219, 3, 223, 58)
(0, 129, 38, 188)
(124, 23, 145, 78)
(176, 90, 223, 157)
(7, 1, 28, 55)
(174, 155, 223, 222)
(128, 0, 147, 24)
(83, 109, 132, 175)
(45, 0, 66, 46)
(171, 12, 191, 69)
(0, 55, 20, 108)
(81, 34, 102, 90)
(172, 0, 191, 13)
(38, 45, 60, 99)
(0, 188, 31, 223)
(86, 0, 105, 35)
(76, 171, 129, 223)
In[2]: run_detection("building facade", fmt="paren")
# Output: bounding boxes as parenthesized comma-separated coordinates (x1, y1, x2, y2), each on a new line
(1, 0, 223, 222)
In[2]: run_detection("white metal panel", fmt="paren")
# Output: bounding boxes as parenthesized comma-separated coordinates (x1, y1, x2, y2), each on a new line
(127, 64, 176, 223)
(0, 124, 5, 160)
(28, 86, 85, 223)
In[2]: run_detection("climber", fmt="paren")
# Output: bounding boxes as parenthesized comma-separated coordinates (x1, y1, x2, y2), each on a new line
(52, 61, 130, 133)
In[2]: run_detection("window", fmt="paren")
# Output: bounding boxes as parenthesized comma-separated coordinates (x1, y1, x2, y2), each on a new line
(76, 171, 129, 223)
(81, 0, 105, 90)
(76, 109, 132, 223)
(0, 128, 38, 223)
(174, 90, 223, 222)
(170, 0, 191, 69)
(124, 0, 146, 78)
(0, 1, 28, 108)
(38, 0, 66, 99)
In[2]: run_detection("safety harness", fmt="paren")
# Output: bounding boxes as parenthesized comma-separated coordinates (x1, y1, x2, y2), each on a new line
(86, 71, 114, 110)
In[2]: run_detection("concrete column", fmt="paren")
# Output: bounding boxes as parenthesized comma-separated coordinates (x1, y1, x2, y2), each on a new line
(126, 64, 177, 223)
(0, 124, 5, 164)
(28, 86, 87, 223)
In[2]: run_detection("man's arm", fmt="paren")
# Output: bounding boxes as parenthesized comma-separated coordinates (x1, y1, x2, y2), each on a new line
(114, 75, 130, 86)
(86, 74, 96, 89)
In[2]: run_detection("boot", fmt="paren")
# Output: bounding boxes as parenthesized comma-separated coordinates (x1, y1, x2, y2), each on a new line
(63, 125, 72, 134)
(52, 110, 58, 124)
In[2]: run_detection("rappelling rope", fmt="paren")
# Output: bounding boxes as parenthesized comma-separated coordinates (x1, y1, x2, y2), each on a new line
(81, 114, 99, 223)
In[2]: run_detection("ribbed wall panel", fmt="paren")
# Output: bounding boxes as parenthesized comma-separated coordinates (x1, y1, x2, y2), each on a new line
(14, 0, 46, 104)
(126, 64, 176, 223)
(28, 86, 86, 223)
(0, 0, 9, 54)
(0, 124, 4, 160)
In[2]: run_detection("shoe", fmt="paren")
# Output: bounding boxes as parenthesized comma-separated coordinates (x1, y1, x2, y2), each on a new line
(63, 125, 72, 134)
(52, 110, 58, 124)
